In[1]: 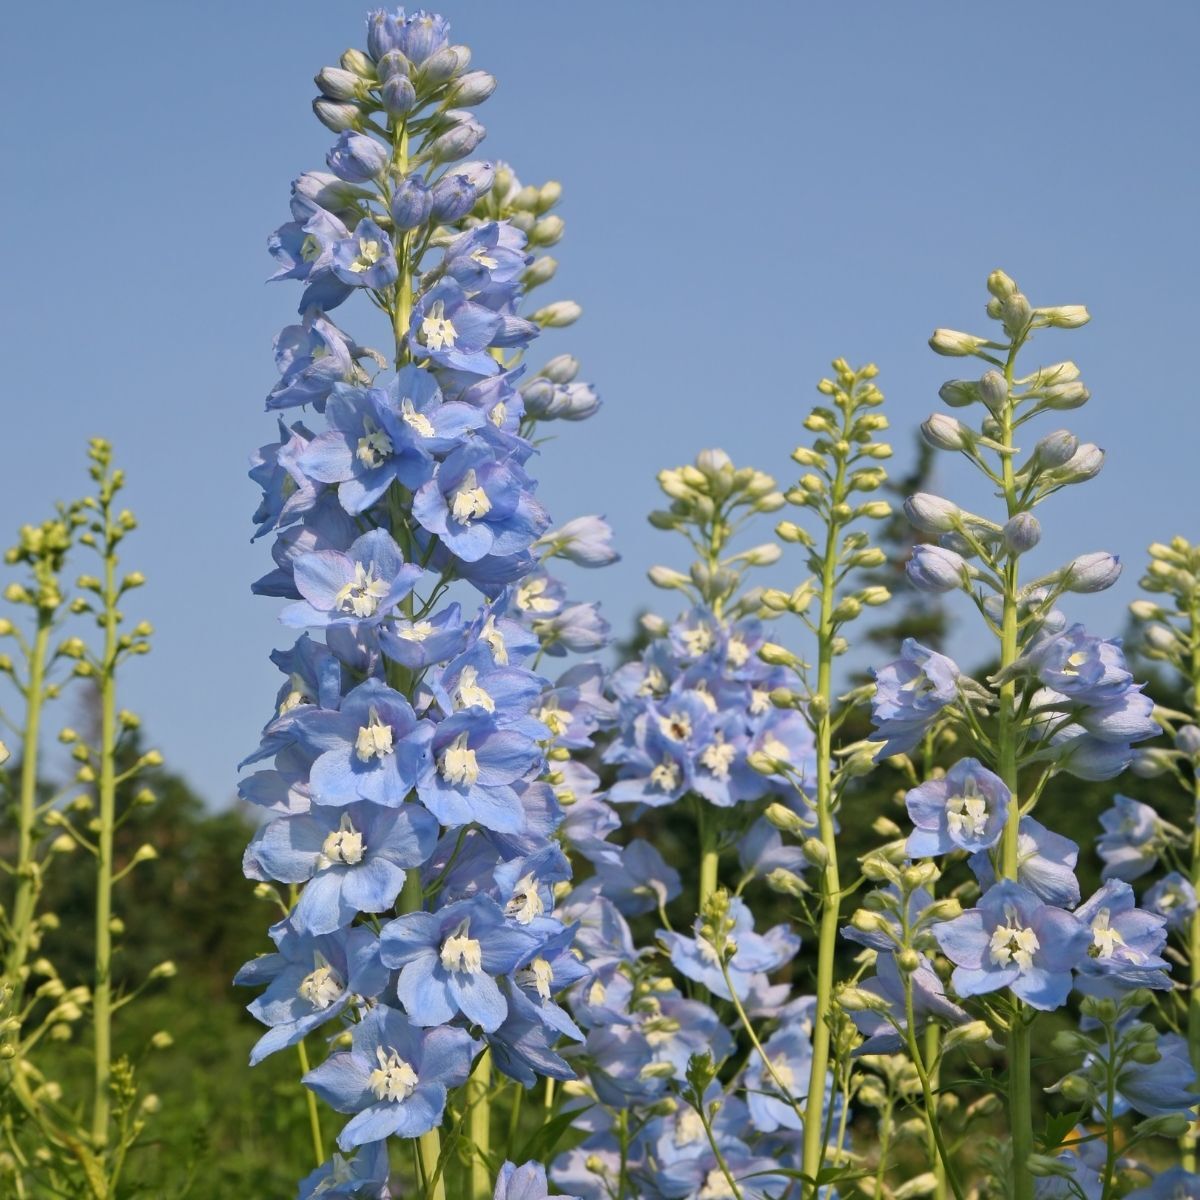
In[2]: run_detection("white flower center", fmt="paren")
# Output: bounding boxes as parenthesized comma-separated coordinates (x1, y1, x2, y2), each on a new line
(321, 815, 365, 867)
(356, 420, 393, 469)
(988, 919, 1040, 972)
(506, 873, 544, 925)
(648, 759, 679, 792)
(396, 620, 434, 642)
(762, 735, 790, 762)
(517, 577, 559, 613)
(368, 1047, 419, 1102)
(681, 627, 713, 656)
(348, 236, 383, 274)
(1090, 908, 1132, 960)
(750, 688, 771, 715)
(674, 1108, 705, 1146)
(490, 400, 507, 427)
(440, 928, 483, 974)
(638, 667, 667, 697)
(354, 709, 394, 762)
(471, 247, 498, 270)
(450, 469, 492, 524)
(727, 636, 750, 667)
(300, 233, 322, 262)
(421, 299, 458, 350)
(700, 735, 736, 780)
(439, 733, 479, 787)
(699, 1168, 736, 1200)
(480, 616, 508, 665)
(522, 955, 554, 1000)
(587, 979, 607, 1006)
(335, 561, 389, 618)
(279, 673, 312, 715)
(298, 960, 344, 1009)
(659, 711, 692, 742)
(539, 704, 571, 737)
(946, 783, 990, 840)
(400, 397, 434, 437)
(453, 665, 494, 712)
(769, 1055, 795, 1092)
(692, 684, 718, 714)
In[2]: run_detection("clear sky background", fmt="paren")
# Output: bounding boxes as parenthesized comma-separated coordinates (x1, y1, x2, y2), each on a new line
(1, 1, 1196, 805)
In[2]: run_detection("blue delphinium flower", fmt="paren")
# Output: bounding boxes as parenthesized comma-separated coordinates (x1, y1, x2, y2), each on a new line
(1145, 871, 1198, 932)
(304, 1005, 477, 1148)
(245, 800, 438, 934)
(1126, 1168, 1200, 1200)
(905, 757, 1010, 856)
(235, 923, 387, 1064)
(297, 1140, 392, 1199)
(1096, 794, 1167, 881)
(968, 816, 1081, 908)
(933, 880, 1090, 1010)
(871, 638, 961, 757)
(1073, 879, 1171, 996)
(380, 895, 540, 1032)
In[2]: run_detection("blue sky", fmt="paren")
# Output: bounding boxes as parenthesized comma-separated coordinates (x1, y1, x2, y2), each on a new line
(1, 1, 1196, 804)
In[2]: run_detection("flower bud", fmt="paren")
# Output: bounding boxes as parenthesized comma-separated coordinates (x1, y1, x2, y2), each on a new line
(429, 173, 477, 222)
(802, 838, 829, 869)
(1031, 429, 1079, 470)
(315, 66, 367, 101)
(1061, 551, 1121, 593)
(312, 98, 364, 133)
(837, 987, 890, 1013)
(759, 642, 800, 667)
(1176, 725, 1200, 756)
(907, 544, 969, 593)
(929, 329, 988, 357)
(896, 948, 921, 973)
(938, 380, 978, 408)
(448, 69, 497, 106)
(1003, 513, 1041, 554)
(648, 566, 689, 590)
(904, 493, 960, 534)
(530, 216, 565, 247)
(921, 413, 973, 451)
(1053, 443, 1104, 482)
(326, 131, 389, 183)
(532, 301, 582, 328)
(978, 370, 1008, 414)
(766, 868, 810, 898)
(1036, 305, 1090, 329)
(1039, 382, 1090, 410)
(523, 257, 558, 287)
(765, 802, 807, 836)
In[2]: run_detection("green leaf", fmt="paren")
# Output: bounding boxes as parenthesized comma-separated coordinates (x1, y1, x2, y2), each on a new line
(515, 1102, 593, 1165)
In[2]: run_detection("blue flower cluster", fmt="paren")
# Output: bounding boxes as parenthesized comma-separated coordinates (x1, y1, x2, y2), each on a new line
(236, 8, 616, 1193)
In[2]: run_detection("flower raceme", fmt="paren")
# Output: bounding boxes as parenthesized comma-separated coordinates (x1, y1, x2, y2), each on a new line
(236, 7, 616, 1196)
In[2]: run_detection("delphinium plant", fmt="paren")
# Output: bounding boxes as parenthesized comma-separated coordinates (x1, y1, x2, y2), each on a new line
(1, 440, 169, 1199)
(851, 271, 1186, 1200)
(235, 8, 614, 1199)
(544, 398, 893, 1200)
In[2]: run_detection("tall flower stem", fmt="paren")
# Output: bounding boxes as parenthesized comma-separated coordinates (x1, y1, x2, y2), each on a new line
(401, 869, 445, 1200)
(91, 487, 120, 1148)
(468, 1051, 492, 1200)
(4, 617, 51, 999)
(800, 413, 848, 1196)
(925, 1023, 947, 1200)
(997, 340, 1033, 1200)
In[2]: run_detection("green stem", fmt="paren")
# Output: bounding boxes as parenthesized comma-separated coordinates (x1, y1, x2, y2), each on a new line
(296, 1039, 325, 1167)
(1099, 1020, 1118, 1200)
(401, 870, 445, 1200)
(998, 342, 1034, 1200)
(4, 617, 51, 998)
(925, 1023, 947, 1200)
(800, 435, 846, 1198)
(902, 975, 965, 1200)
(468, 1051, 492, 1200)
(91, 515, 119, 1149)
(693, 1095, 744, 1200)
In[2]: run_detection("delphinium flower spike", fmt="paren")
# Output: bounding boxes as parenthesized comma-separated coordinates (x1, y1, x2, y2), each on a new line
(238, 9, 612, 1198)
(857, 271, 1174, 1199)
